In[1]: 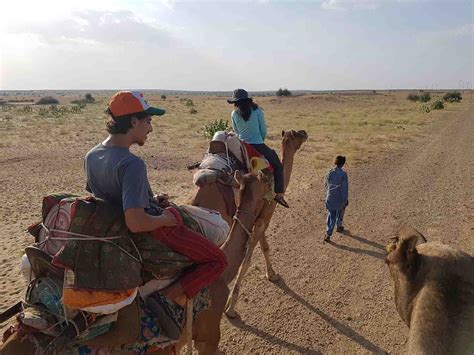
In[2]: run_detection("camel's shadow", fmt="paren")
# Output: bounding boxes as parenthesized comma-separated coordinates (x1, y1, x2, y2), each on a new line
(227, 278, 387, 354)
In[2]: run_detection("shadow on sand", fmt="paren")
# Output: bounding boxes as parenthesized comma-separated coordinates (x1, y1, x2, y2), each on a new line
(227, 278, 387, 354)
(227, 314, 322, 354)
(328, 229, 386, 260)
(276, 279, 388, 354)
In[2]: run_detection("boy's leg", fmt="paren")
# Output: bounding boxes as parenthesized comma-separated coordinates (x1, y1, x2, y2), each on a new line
(336, 207, 345, 232)
(325, 210, 336, 241)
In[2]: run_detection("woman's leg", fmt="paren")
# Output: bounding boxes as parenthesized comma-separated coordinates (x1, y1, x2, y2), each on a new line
(251, 144, 284, 193)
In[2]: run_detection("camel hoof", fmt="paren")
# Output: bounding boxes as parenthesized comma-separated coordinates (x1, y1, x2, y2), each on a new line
(225, 309, 238, 319)
(267, 273, 280, 283)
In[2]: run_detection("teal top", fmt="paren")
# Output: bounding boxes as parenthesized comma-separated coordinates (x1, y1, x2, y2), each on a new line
(231, 107, 267, 144)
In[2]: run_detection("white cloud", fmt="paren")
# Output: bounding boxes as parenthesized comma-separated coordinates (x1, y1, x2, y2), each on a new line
(5, 10, 174, 47)
(321, 0, 423, 11)
(321, 0, 380, 11)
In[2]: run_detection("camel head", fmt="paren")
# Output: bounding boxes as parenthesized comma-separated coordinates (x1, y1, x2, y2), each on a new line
(281, 130, 308, 152)
(385, 225, 427, 325)
(234, 170, 271, 214)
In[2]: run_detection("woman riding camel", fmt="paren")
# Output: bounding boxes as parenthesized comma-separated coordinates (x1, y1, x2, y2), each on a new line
(227, 88, 289, 208)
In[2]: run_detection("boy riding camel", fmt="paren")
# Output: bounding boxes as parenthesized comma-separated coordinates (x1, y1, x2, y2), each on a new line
(84, 91, 227, 335)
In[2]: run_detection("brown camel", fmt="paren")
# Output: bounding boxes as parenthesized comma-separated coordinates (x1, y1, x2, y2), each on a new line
(188, 129, 308, 317)
(0, 171, 271, 355)
(385, 225, 474, 354)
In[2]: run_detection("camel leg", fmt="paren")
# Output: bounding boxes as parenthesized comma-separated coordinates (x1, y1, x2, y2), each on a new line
(259, 233, 280, 282)
(0, 331, 38, 354)
(224, 221, 264, 319)
(193, 277, 229, 354)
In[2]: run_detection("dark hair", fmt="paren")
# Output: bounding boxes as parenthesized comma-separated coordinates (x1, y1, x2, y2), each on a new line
(335, 155, 346, 167)
(234, 99, 260, 121)
(105, 108, 149, 134)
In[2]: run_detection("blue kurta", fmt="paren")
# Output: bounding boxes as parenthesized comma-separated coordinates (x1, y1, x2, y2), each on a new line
(324, 167, 349, 211)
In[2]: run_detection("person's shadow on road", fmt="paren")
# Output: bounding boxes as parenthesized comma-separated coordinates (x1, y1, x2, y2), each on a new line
(327, 229, 386, 260)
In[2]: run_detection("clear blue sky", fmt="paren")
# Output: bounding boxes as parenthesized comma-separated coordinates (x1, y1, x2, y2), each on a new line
(1, 0, 472, 90)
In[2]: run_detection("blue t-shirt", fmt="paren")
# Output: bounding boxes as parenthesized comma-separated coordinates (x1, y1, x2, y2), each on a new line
(231, 107, 267, 144)
(84, 144, 162, 215)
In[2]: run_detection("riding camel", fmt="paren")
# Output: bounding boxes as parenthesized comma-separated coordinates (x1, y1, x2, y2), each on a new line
(188, 129, 308, 317)
(0, 172, 271, 355)
(385, 225, 474, 354)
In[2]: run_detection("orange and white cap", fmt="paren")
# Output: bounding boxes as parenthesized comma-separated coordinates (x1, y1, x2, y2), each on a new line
(108, 91, 166, 118)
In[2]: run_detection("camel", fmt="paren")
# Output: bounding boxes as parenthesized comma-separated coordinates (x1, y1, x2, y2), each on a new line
(385, 225, 474, 354)
(0, 171, 271, 355)
(188, 129, 308, 317)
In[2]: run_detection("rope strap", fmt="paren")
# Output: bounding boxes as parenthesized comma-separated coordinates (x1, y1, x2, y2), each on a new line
(39, 223, 142, 263)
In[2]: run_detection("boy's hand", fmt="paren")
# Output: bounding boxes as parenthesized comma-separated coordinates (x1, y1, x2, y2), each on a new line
(159, 209, 178, 227)
(154, 193, 170, 208)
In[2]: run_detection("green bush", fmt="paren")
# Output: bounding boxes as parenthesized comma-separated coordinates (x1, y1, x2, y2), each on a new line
(203, 119, 229, 139)
(36, 96, 59, 105)
(407, 93, 420, 102)
(419, 92, 431, 102)
(276, 88, 292, 96)
(185, 99, 194, 106)
(85, 93, 95, 103)
(18, 106, 33, 114)
(71, 105, 82, 113)
(420, 104, 431, 113)
(161, 94, 167, 100)
(431, 100, 444, 110)
(443, 91, 462, 103)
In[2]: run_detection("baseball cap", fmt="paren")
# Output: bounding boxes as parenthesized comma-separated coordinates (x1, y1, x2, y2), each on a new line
(108, 91, 166, 118)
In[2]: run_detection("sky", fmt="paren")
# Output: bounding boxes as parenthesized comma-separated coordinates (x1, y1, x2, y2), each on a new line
(0, 0, 472, 91)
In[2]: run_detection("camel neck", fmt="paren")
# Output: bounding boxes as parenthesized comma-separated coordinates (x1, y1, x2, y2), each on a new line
(222, 200, 257, 284)
(282, 146, 296, 192)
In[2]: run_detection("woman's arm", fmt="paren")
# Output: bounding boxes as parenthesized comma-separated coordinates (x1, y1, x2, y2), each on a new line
(231, 111, 239, 134)
(258, 110, 267, 141)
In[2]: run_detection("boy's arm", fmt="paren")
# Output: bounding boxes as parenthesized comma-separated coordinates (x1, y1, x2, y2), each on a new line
(124, 208, 176, 233)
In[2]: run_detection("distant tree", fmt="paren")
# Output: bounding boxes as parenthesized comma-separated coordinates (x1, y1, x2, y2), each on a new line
(276, 88, 292, 96)
(442, 91, 462, 103)
(85, 93, 95, 103)
(161, 94, 167, 100)
(419, 92, 431, 102)
(36, 96, 59, 105)
(407, 93, 420, 102)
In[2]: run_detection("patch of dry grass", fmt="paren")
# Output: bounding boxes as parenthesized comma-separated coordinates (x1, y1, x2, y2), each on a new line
(0, 91, 471, 197)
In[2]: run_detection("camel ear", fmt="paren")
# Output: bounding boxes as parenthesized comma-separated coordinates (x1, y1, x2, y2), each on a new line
(394, 226, 425, 275)
(281, 130, 285, 137)
(234, 170, 244, 185)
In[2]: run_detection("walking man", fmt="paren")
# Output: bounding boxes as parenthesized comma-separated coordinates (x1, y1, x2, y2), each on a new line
(323, 155, 349, 242)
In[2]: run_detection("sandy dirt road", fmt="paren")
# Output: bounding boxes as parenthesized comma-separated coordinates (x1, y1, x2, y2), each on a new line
(218, 103, 473, 354)
(0, 100, 472, 353)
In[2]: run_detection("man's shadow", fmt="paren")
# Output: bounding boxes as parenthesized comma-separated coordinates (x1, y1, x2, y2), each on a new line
(328, 229, 386, 260)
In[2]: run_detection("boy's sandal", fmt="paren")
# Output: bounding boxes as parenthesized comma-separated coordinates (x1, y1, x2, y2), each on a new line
(274, 195, 290, 208)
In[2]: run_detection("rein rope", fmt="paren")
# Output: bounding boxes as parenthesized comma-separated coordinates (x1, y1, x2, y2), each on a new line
(232, 209, 257, 238)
